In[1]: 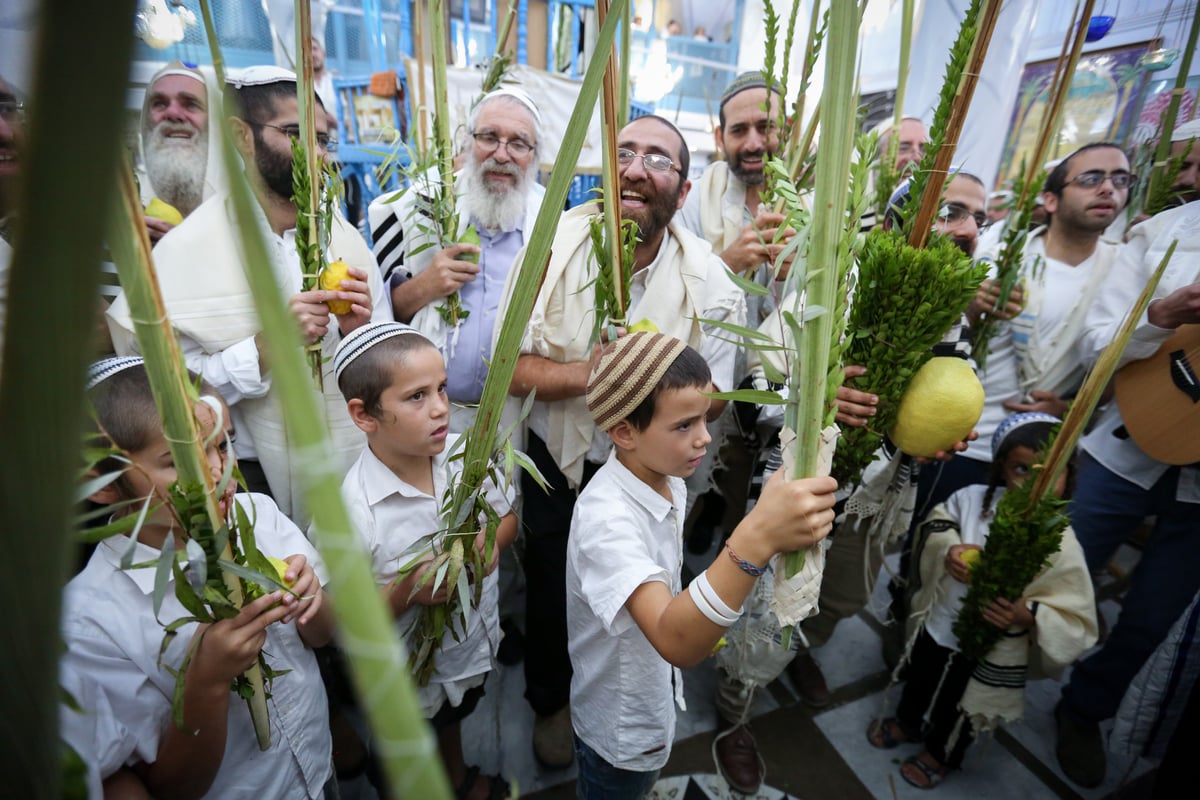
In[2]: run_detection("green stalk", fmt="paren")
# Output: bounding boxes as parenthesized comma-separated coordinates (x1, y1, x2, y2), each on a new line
(596, 0, 627, 321)
(108, 160, 273, 749)
(1146, 9, 1200, 212)
(619, 1, 632, 127)
(197, 2, 451, 795)
(906, 0, 996, 248)
(294, 0, 325, 387)
(0, 2, 137, 794)
(875, 0, 913, 219)
(430, 0, 466, 325)
(479, 0, 519, 95)
(784, 0, 858, 578)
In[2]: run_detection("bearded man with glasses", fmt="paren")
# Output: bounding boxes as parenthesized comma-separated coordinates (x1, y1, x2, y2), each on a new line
(497, 113, 745, 770)
(368, 88, 546, 434)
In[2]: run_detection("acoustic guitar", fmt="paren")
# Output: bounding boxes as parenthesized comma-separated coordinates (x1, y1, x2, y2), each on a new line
(1114, 324, 1200, 465)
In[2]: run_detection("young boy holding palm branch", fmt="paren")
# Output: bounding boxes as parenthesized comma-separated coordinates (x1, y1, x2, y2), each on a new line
(332, 322, 515, 800)
(64, 357, 335, 799)
(567, 332, 838, 797)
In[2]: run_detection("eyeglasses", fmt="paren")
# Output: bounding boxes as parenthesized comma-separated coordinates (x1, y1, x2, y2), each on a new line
(938, 202, 990, 230)
(617, 148, 679, 173)
(250, 122, 338, 152)
(1065, 170, 1136, 190)
(0, 99, 23, 121)
(471, 132, 533, 157)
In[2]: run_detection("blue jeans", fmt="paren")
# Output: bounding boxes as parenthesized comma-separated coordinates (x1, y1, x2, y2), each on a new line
(574, 735, 660, 800)
(1062, 452, 1200, 723)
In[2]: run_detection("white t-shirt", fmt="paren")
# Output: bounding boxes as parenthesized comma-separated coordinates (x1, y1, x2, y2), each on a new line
(567, 450, 688, 772)
(337, 434, 512, 717)
(61, 493, 332, 799)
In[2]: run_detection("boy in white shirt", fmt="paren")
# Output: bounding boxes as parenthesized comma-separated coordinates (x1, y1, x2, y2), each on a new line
(566, 332, 839, 798)
(333, 322, 516, 799)
(63, 357, 335, 799)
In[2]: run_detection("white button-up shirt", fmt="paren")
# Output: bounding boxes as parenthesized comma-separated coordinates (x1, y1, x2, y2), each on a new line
(567, 450, 688, 772)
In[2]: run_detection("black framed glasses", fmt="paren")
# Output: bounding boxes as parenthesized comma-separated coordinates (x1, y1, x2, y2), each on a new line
(250, 121, 337, 152)
(938, 202, 990, 230)
(1065, 170, 1136, 190)
(471, 131, 534, 157)
(617, 148, 679, 173)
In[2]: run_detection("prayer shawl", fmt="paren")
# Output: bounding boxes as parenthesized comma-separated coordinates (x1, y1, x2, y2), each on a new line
(1004, 229, 1120, 398)
(367, 169, 545, 356)
(904, 486, 1097, 735)
(511, 202, 735, 488)
(107, 191, 385, 523)
(694, 161, 747, 253)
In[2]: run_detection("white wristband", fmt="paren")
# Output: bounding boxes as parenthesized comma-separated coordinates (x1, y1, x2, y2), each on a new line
(688, 580, 736, 627)
(694, 570, 742, 620)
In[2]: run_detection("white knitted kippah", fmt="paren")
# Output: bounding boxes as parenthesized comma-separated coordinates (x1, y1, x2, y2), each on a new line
(333, 321, 429, 383)
(85, 357, 145, 390)
(586, 331, 688, 431)
(226, 65, 297, 88)
(991, 411, 1061, 459)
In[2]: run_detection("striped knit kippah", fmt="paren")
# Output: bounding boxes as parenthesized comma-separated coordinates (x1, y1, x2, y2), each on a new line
(333, 321, 429, 382)
(719, 70, 779, 112)
(85, 356, 145, 390)
(586, 331, 688, 432)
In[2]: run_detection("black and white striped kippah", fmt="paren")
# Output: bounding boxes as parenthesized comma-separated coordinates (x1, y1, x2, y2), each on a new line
(85, 356, 145, 390)
(332, 321, 429, 383)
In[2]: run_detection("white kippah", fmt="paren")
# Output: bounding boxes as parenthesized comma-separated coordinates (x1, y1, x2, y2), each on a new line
(991, 411, 1060, 459)
(85, 357, 145, 390)
(1172, 117, 1200, 143)
(226, 65, 297, 88)
(478, 86, 543, 126)
(333, 322, 429, 382)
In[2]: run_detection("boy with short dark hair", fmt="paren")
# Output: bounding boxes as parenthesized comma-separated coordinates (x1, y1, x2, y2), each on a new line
(566, 332, 839, 798)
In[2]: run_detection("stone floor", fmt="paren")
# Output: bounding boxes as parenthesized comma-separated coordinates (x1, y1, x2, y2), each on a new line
(340, 537, 1163, 800)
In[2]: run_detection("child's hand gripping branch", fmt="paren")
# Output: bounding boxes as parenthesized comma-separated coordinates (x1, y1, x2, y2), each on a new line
(136, 591, 292, 799)
(276, 554, 334, 647)
(627, 469, 838, 669)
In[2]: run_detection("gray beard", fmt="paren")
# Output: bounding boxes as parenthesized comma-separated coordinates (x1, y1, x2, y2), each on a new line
(143, 124, 208, 216)
(460, 158, 535, 233)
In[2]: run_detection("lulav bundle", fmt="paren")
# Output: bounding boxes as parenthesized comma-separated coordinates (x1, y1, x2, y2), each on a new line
(951, 449, 1069, 661)
(832, 230, 986, 487)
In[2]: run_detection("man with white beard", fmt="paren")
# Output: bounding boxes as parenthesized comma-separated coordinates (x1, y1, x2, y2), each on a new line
(367, 87, 545, 432)
(138, 62, 225, 243)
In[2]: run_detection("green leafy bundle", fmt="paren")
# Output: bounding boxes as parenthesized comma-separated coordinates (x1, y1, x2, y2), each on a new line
(832, 229, 986, 486)
(587, 206, 638, 331)
(951, 434, 1068, 661)
(1144, 137, 1196, 217)
(158, 478, 298, 720)
(970, 163, 1045, 370)
(290, 138, 339, 387)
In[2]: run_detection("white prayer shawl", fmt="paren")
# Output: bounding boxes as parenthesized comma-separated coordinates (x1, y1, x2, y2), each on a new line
(368, 169, 545, 357)
(107, 191, 386, 523)
(511, 202, 737, 487)
(694, 161, 748, 252)
(906, 487, 1098, 734)
(1009, 231, 1120, 398)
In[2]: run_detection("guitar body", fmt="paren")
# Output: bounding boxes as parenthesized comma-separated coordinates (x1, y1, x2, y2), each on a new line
(1114, 324, 1200, 465)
